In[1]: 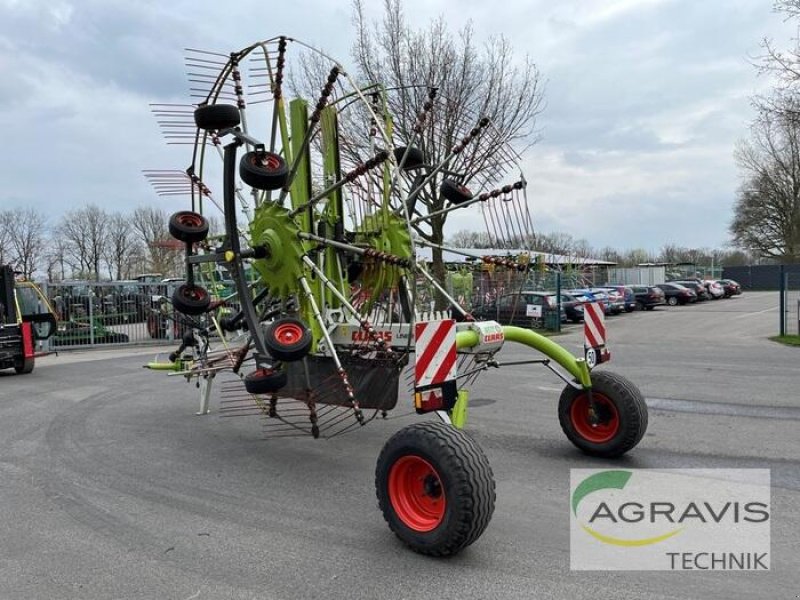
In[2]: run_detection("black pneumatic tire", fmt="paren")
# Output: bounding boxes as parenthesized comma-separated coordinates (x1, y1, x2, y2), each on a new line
(666, 296, 678, 306)
(172, 285, 211, 316)
(239, 151, 289, 191)
(558, 370, 648, 458)
(264, 317, 312, 362)
(440, 179, 474, 204)
(393, 146, 425, 170)
(194, 103, 241, 131)
(376, 422, 496, 557)
(169, 211, 209, 244)
(244, 368, 288, 395)
(14, 356, 34, 374)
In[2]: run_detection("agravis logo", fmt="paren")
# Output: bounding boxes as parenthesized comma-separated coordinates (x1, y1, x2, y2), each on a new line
(570, 469, 771, 570)
(572, 470, 683, 547)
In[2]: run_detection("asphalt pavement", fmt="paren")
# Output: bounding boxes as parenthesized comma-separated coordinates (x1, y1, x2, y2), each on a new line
(0, 292, 797, 599)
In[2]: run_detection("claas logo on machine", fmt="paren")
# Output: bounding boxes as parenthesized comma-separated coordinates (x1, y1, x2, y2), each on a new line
(352, 330, 393, 342)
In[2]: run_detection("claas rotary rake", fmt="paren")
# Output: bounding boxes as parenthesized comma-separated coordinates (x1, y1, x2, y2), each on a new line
(144, 37, 648, 556)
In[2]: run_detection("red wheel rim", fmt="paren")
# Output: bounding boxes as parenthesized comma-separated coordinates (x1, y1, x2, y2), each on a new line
(256, 152, 282, 171)
(273, 322, 303, 347)
(570, 393, 620, 443)
(182, 286, 207, 301)
(388, 455, 445, 532)
(177, 213, 203, 228)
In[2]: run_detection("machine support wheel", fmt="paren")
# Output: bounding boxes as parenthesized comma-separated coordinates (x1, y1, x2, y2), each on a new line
(172, 284, 211, 316)
(14, 356, 34, 374)
(558, 370, 648, 458)
(440, 179, 473, 204)
(169, 211, 209, 244)
(194, 103, 241, 130)
(393, 146, 425, 170)
(239, 151, 289, 191)
(375, 421, 495, 556)
(264, 317, 312, 362)
(244, 368, 288, 395)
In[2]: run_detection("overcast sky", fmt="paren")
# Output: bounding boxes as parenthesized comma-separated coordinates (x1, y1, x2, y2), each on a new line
(0, 0, 795, 252)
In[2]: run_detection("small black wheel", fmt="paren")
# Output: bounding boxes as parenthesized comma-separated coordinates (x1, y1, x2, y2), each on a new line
(172, 284, 210, 316)
(169, 211, 209, 244)
(440, 179, 473, 204)
(264, 317, 312, 362)
(194, 103, 240, 130)
(666, 296, 678, 306)
(14, 356, 34, 374)
(558, 370, 648, 458)
(635, 301, 645, 311)
(393, 146, 425, 170)
(376, 421, 495, 557)
(239, 151, 289, 191)
(244, 368, 288, 395)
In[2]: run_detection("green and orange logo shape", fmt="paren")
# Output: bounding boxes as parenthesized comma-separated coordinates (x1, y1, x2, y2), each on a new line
(572, 470, 682, 547)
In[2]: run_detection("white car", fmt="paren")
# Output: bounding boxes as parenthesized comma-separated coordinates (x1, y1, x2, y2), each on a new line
(703, 280, 725, 299)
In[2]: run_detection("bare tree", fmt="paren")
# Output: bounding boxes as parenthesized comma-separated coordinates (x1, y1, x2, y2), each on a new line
(60, 205, 111, 280)
(620, 248, 654, 267)
(534, 231, 579, 256)
(131, 206, 175, 275)
(595, 246, 623, 264)
(0, 210, 12, 265)
(46, 236, 76, 282)
(347, 0, 544, 305)
(103, 213, 141, 280)
(759, 2, 800, 92)
(448, 229, 493, 248)
(5, 207, 48, 278)
(731, 103, 800, 261)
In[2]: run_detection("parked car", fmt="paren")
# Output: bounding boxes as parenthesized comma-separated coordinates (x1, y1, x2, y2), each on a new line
(567, 289, 613, 316)
(472, 291, 566, 327)
(655, 283, 697, 306)
(670, 280, 709, 301)
(717, 279, 743, 296)
(628, 285, 666, 310)
(600, 285, 637, 312)
(597, 288, 624, 314)
(559, 292, 585, 323)
(703, 280, 725, 299)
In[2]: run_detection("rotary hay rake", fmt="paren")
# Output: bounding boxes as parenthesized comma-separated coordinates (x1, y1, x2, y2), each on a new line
(144, 36, 648, 556)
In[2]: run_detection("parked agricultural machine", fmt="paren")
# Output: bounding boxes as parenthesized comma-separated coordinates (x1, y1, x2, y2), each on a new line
(145, 37, 648, 556)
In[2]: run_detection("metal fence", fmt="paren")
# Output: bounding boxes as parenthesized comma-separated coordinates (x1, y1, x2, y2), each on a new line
(783, 273, 800, 336)
(41, 281, 188, 350)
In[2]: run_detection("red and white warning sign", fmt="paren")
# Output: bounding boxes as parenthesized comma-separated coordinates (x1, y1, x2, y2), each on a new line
(583, 302, 606, 348)
(414, 319, 457, 387)
(583, 302, 610, 367)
